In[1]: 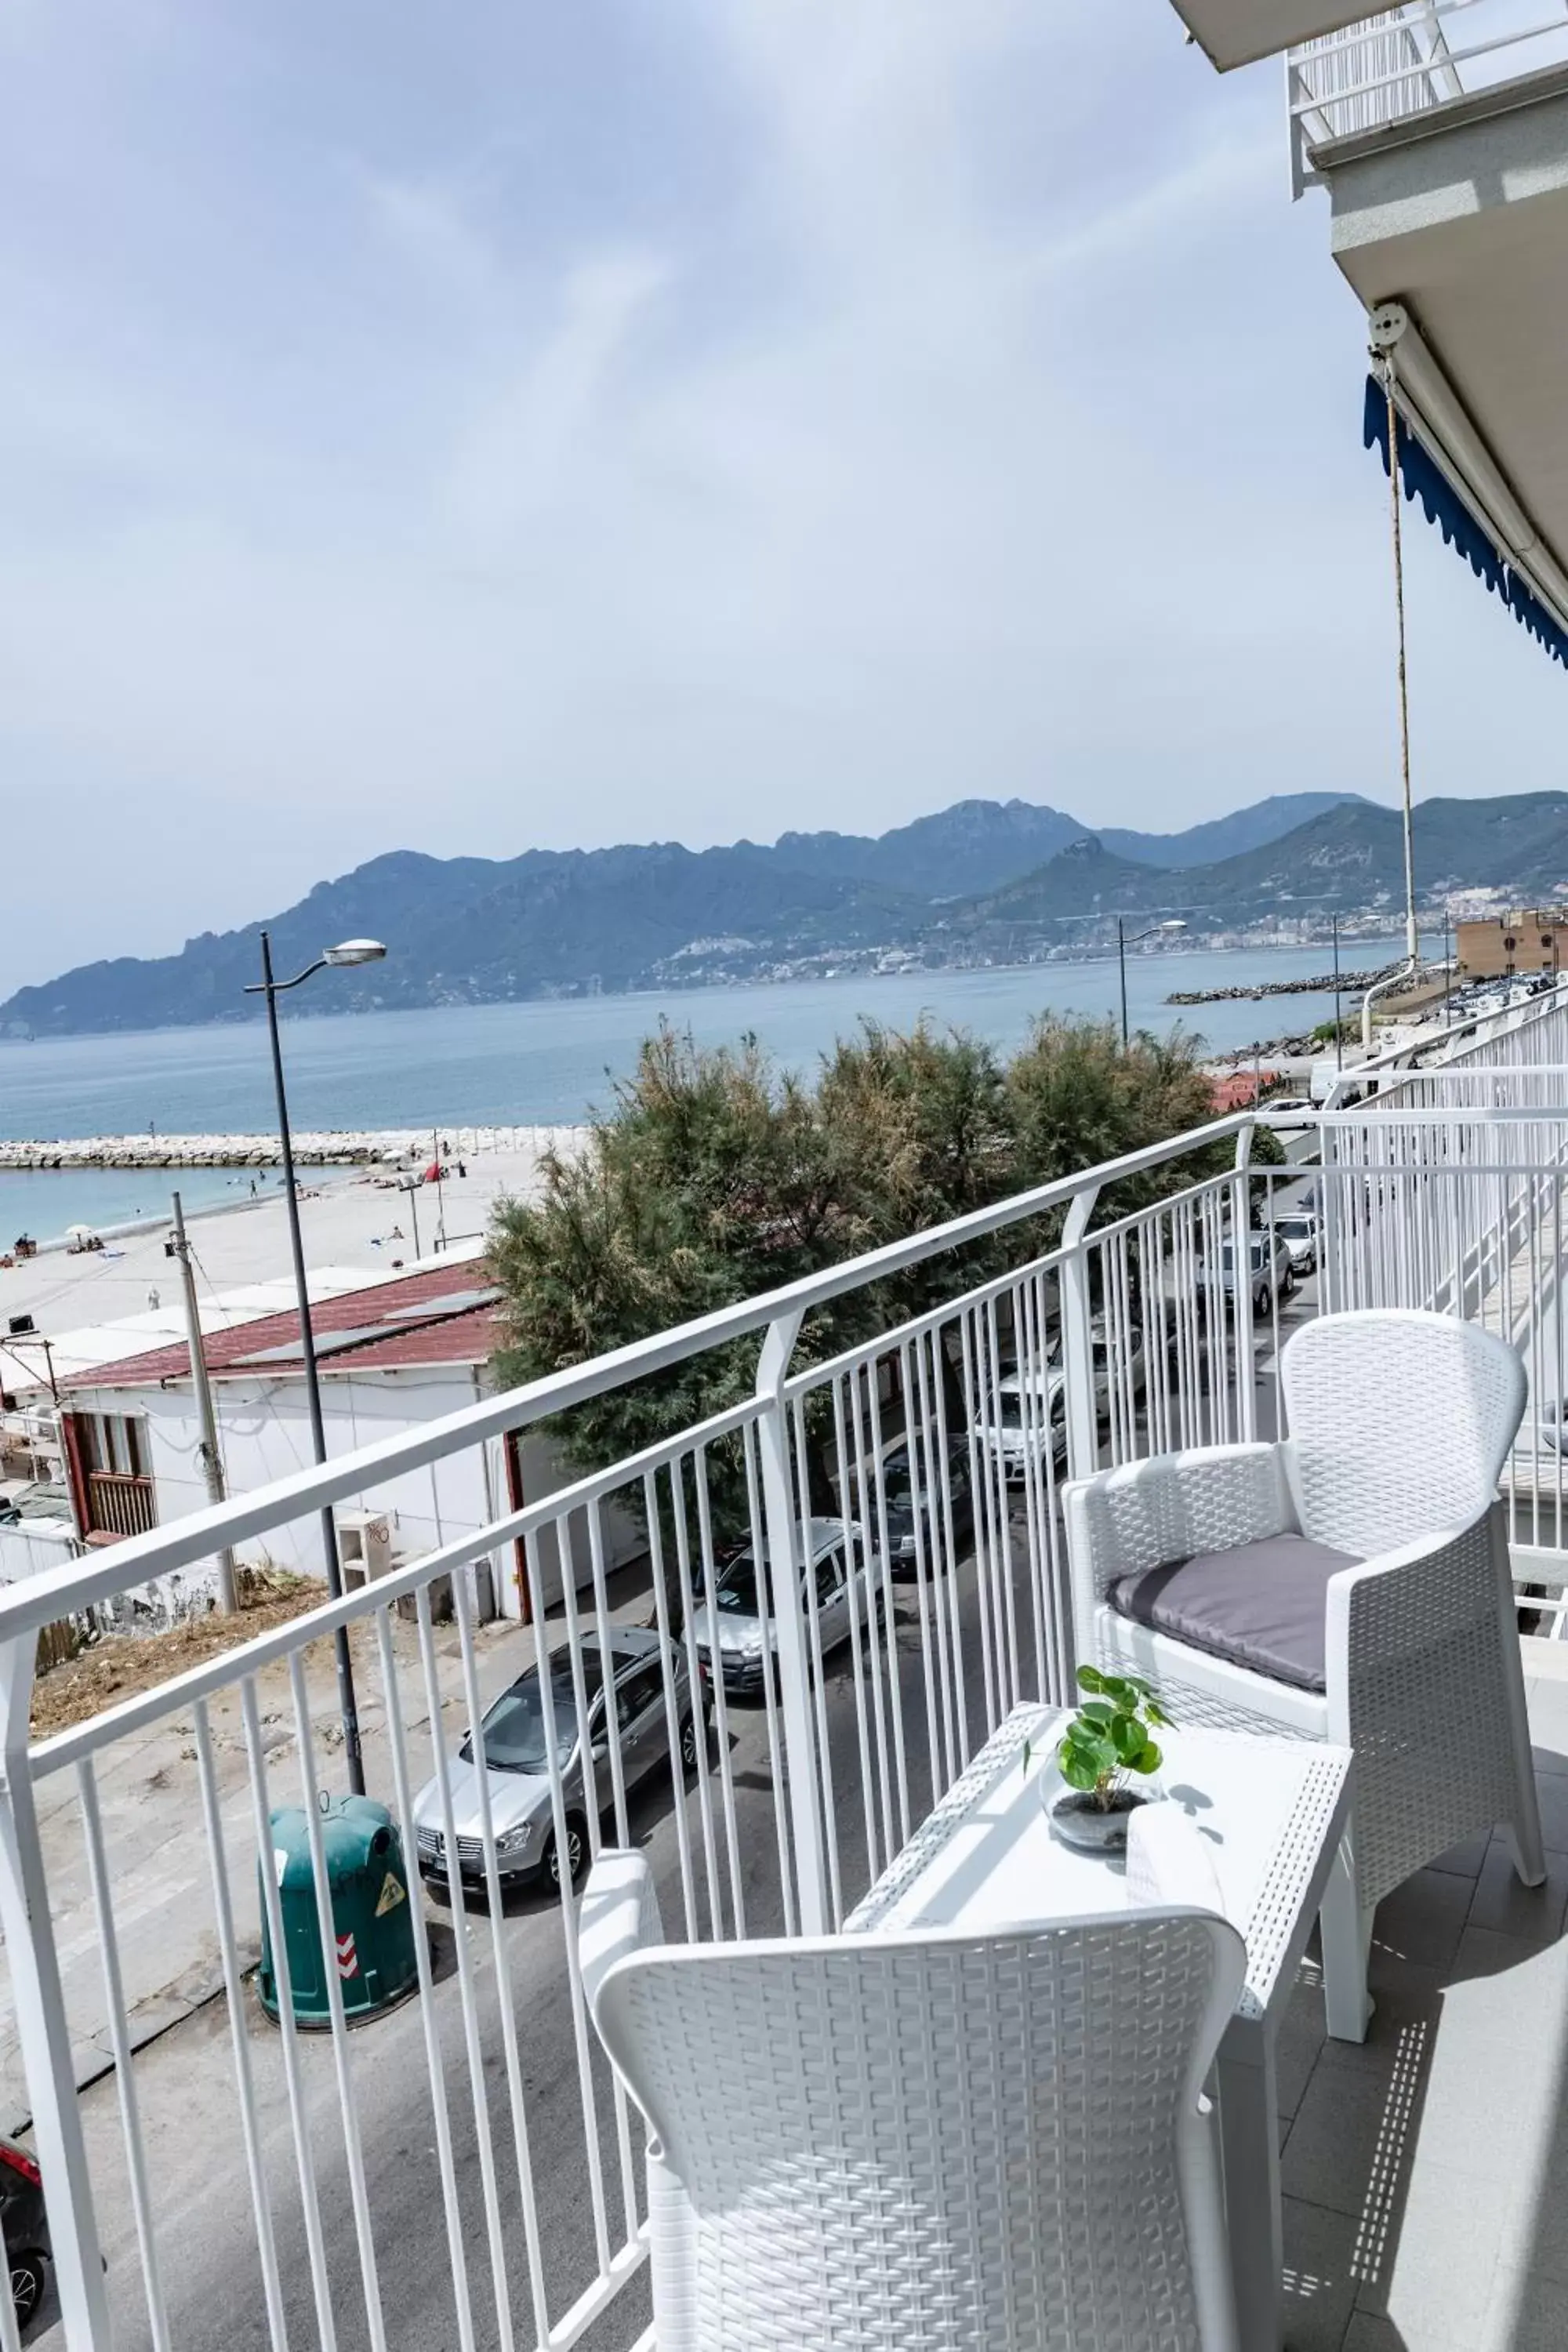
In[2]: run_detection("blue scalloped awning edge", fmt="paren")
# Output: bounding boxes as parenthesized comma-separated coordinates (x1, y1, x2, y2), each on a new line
(1363, 373, 1568, 670)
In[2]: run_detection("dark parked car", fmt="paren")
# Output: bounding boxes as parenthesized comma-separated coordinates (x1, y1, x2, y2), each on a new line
(0, 2136, 51, 2330)
(872, 1438, 975, 1580)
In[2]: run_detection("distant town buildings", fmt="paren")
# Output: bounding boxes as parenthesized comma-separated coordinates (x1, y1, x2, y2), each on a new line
(1457, 910, 1568, 981)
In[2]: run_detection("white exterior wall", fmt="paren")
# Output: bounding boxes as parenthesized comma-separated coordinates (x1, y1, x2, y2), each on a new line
(67, 1370, 644, 1621)
(0, 1517, 80, 1587)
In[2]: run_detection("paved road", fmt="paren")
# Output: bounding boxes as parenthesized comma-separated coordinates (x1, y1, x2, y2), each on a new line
(32, 1548, 1004, 2352)
(30, 1238, 1325, 2352)
(0, 1604, 572, 2133)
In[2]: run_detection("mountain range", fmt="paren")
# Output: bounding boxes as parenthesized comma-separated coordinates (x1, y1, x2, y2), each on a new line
(7, 787, 1568, 1038)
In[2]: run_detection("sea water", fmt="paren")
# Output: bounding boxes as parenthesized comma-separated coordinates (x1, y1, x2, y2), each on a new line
(0, 942, 1404, 1239)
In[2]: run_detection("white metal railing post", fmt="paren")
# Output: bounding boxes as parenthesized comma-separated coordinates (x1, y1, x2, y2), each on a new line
(1060, 1183, 1103, 1482)
(0, 1634, 111, 2346)
(1319, 1115, 1343, 1314)
(1286, 53, 1308, 198)
(753, 1308, 830, 1935)
(1232, 1123, 1258, 1442)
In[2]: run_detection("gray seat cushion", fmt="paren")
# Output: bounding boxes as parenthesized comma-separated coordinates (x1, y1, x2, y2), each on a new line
(1106, 1533, 1362, 1694)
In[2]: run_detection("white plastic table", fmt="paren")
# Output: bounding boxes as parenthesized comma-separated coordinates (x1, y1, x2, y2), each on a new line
(844, 1703, 1353, 2352)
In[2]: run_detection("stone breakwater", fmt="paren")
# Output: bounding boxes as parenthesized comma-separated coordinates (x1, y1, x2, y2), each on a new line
(0, 1123, 585, 1171)
(1166, 964, 1397, 1007)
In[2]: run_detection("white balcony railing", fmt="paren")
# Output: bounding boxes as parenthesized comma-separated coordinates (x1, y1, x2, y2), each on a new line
(8, 985, 1568, 2348)
(1287, 0, 1568, 194)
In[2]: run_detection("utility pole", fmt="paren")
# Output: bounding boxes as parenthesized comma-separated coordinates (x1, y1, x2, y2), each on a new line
(171, 1192, 237, 1611)
(1117, 916, 1130, 1050)
(398, 1174, 423, 1261)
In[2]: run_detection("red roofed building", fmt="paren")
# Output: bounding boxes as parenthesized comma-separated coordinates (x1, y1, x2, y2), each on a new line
(1210, 1069, 1277, 1112)
(58, 1265, 641, 1621)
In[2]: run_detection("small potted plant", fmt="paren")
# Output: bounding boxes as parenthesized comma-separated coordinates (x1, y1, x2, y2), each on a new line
(1042, 1664, 1171, 1853)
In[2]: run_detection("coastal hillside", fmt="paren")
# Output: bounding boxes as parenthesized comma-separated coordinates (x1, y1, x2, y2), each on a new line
(1097, 791, 1371, 869)
(944, 794, 1568, 956)
(7, 788, 1559, 1037)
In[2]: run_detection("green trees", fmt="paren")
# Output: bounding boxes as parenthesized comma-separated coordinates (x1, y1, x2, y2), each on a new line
(490, 1014, 1240, 1529)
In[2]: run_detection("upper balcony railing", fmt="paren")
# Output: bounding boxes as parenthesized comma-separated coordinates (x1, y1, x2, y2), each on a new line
(9, 987, 1568, 2350)
(1287, 0, 1568, 194)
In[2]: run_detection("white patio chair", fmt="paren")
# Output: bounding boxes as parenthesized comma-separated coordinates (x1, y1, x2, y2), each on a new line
(1063, 1306, 1544, 2040)
(579, 1834, 1246, 2351)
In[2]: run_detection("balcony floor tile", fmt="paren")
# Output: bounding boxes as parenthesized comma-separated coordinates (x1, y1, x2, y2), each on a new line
(1465, 1838, 1568, 1943)
(1351, 2158, 1508, 2347)
(1339, 2318, 1421, 2352)
(1279, 2196, 1361, 2352)
(1367, 1866, 1474, 1973)
(1481, 2265, 1568, 2352)
(1426, 1827, 1490, 1877)
(1526, 1767, 1568, 1853)
(1277, 1787, 1568, 2351)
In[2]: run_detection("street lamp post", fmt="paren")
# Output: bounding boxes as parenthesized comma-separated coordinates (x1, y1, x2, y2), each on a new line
(1331, 912, 1344, 1070)
(1117, 917, 1188, 1047)
(245, 931, 386, 1796)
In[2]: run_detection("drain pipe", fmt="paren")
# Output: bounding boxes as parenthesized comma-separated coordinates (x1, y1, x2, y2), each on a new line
(1361, 308, 1422, 1062)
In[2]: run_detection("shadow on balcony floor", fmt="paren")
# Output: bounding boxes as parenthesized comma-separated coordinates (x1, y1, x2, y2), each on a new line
(1279, 1667, 1568, 2350)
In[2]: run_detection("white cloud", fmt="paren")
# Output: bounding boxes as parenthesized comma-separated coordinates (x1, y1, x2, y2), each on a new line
(0, 0, 1562, 996)
(441, 249, 673, 546)
(359, 172, 513, 321)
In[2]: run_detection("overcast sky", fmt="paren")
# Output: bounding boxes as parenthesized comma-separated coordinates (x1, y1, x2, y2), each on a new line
(2, 0, 1563, 997)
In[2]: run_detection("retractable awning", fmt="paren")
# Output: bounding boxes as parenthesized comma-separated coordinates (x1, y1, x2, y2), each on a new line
(1364, 374, 1568, 672)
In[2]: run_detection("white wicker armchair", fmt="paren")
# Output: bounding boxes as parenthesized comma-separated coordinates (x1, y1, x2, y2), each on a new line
(579, 1838, 1246, 2351)
(1063, 1308, 1544, 2039)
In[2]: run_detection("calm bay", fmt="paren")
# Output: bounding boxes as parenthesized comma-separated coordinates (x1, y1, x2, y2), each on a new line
(0, 942, 1403, 1238)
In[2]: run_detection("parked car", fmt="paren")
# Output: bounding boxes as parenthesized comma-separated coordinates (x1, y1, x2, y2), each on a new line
(971, 1368, 1065, 1483)
(413, 1628, 700, 1896)
(1218, 1229, 1294, 1316)
(691, 1518, 875, 1697)
(0, 2137, 50, 2330)
(971, 1320, 1145, 1484)
(869, 1436, 975, 1580)
(1272, 1208, 1319, 1276)
(1087, 1317, 1147, 1410)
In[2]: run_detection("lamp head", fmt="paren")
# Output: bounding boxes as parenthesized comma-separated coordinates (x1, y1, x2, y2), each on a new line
(1159, 920, 1188, 934)
(321, 939, 387, 968)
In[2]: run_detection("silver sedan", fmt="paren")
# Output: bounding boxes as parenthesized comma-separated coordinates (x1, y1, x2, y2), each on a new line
(691, 1517, 877, 1697)
(412, 1626, 701, 1895)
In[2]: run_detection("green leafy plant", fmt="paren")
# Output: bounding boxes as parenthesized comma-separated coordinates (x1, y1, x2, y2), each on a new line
(1053, 1665, 1170, 1809)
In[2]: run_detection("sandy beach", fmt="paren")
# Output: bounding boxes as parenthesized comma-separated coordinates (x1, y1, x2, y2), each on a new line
(0, 1133, 578, 1369)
